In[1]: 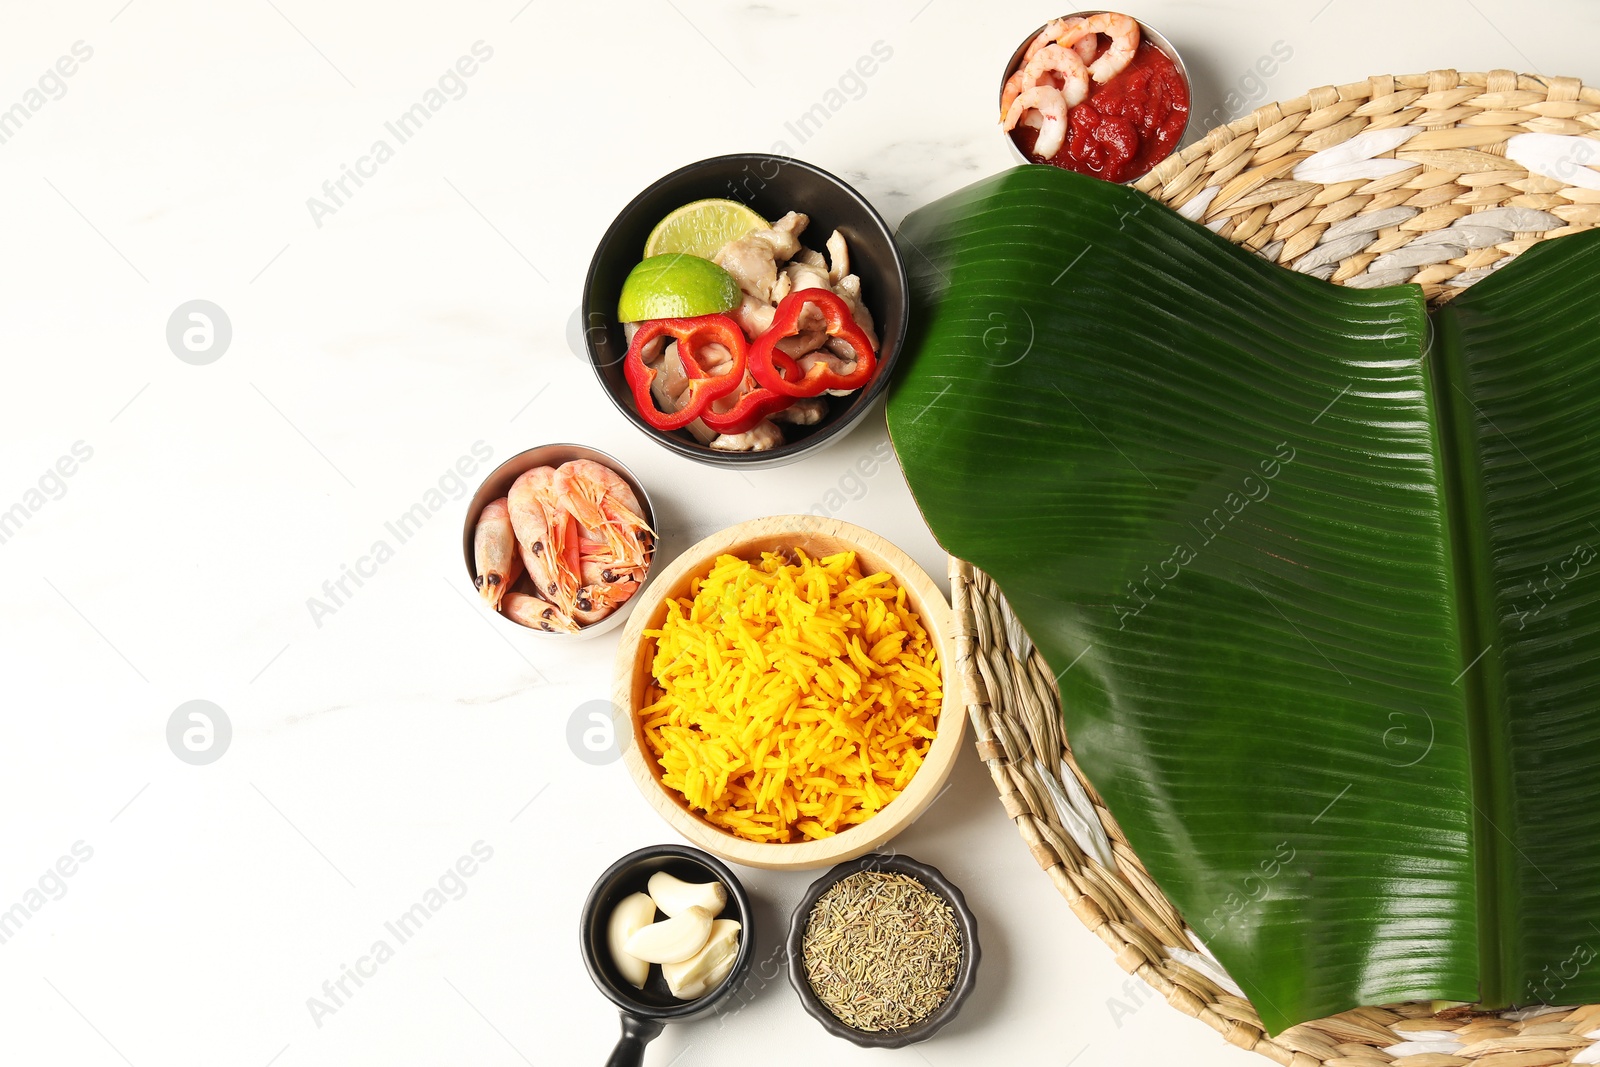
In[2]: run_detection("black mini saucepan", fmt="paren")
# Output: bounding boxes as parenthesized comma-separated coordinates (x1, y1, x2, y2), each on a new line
(580, 844, 755, 1066)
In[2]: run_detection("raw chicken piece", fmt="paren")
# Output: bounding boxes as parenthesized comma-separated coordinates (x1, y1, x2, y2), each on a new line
(730, 293, 776, 340)
(831, 273, 879, 351)
(797, 348, 862, 397)
(646, 339, 722, 445)
(714, 212, 807, 302)
(825, 231, 850, 284)
(775, 328, 828, 359)
(783, 258, 832, 295)
(645, 341, 786, 451)
(710, 419, 784, 452)
(772, 398, 826, 425)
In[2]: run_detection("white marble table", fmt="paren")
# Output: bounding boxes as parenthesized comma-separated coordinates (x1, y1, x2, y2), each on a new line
(4, 1, 1596, 1064)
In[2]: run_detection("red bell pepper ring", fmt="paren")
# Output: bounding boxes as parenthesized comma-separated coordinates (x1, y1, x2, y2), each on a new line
(700, 386, 794, 436)
(748, 288, 877, 398)
(623, 314, 748, 432)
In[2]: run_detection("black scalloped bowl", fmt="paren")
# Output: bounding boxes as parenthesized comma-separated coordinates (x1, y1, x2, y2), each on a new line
(581, 153, 909, 469)
(786, 852, 981, 1048)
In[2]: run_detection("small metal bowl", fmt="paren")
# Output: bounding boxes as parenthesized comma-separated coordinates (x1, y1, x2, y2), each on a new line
(786, 852, 981, 1048)
(460, 443, 656, 641)
(999, 11, 1192, 179)
(579, 844, 755, 1066)
(581, 153, 909, 469)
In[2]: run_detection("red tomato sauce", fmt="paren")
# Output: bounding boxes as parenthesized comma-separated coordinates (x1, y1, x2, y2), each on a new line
(1010, 39, 1189, 184)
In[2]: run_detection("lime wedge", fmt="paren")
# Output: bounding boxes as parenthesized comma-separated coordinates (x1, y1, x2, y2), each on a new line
(617, 254, 742, 322)
(644, 199, 769, 260)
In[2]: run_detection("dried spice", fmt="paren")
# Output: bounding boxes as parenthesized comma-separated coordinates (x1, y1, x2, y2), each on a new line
(801, 870, 962, 1031)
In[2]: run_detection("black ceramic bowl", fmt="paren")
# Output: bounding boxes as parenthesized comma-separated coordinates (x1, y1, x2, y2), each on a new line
(580, 844, 755, 1066)
(582, 153, 910, 469)
(786, 852, 980, 1049)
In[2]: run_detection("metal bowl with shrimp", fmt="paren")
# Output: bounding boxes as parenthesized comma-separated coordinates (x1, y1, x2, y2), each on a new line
(462, 444, 657, 642)
(1000, 12, 1192, 180)
(582, 153, 910, 469)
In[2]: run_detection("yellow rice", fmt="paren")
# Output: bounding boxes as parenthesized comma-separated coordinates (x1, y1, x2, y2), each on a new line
(640, 549, 941, 843)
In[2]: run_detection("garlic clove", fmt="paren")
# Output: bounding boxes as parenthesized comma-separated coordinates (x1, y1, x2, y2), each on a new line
(663, 918, 742, 1000)
(623, 905, 714, 964)
(606, 892, 657, 989)
(647, 871, 729, 918)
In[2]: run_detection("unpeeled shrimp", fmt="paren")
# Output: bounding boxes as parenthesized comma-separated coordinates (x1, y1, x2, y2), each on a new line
(473, 497, 522, 610)
(1056, 12, 1139, 84)
(502, 591, 579, 634)
(552, 459, 654, 573)
(508, 466, 580, 612)
(572, 557, 641, 626)
(1004, 85, 1071, 158)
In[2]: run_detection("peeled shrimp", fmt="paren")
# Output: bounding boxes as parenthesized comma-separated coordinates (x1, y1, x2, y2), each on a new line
(1023, 44, 1090, 107)
(1000, 65, 1034, 121)
(508, 466, 580, 613)
(1003, 38, 1090, 117)
(473, 497, 522, 610)
(502, 591, 579, 634)
(552, 459, 654, 573)
(1022, 17, 1094, 65)
(1057, 12, 1139, 84)
(1004, 85, 1071, 159)
(1000, 44, 1086, 153)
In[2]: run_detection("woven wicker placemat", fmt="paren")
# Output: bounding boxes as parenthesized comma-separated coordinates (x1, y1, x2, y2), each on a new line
(957, 70, 1600, 1066)
(1133, 68, 1600, 305)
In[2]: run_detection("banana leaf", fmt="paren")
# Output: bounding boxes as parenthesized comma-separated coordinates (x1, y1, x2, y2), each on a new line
(886, 164, 1600, 1034)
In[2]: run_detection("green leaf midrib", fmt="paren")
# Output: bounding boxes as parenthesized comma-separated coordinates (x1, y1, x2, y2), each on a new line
(1430, 308, 1516, 1008)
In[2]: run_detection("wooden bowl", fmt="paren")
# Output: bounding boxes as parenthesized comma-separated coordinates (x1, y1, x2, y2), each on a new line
(612, 515, 964, 871)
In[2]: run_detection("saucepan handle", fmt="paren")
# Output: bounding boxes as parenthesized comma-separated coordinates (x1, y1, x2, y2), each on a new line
(604, 1013, 665, 1067)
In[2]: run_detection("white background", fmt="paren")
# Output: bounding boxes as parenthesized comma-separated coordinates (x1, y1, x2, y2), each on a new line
(2, 2, 1595, 1065)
